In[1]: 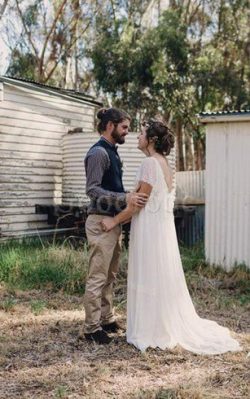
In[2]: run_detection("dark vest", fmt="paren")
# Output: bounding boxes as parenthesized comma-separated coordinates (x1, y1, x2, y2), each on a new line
(91, 139, 125, 193)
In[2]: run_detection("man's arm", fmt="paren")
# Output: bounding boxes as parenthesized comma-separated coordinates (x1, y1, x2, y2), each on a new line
(85, 147, 127, 208)
(101, 181, 151, 231)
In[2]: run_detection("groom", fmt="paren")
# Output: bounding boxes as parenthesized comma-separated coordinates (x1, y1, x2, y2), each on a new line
(83, 107, 148, 344)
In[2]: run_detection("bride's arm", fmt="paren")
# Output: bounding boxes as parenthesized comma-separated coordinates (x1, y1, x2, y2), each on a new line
(101, 181, 152, 231)
(116, 184, 141, 225)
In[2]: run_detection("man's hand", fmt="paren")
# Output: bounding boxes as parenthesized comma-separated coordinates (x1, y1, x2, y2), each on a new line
(101, 217, 116, 232)
(126, 192, 148, 208)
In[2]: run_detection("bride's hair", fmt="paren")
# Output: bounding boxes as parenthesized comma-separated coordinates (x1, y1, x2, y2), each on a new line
(96, 108, 131, 134)
(143, 119, 175, 156)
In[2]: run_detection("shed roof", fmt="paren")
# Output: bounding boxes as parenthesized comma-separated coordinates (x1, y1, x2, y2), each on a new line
(199, 109, 250, 123)
(0, 76, 102, 107)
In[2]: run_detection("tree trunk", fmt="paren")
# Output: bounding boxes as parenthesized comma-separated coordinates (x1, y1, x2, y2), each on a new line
(175, 118, 185, 171)
(185, 131, 194, 170)
(194, 138, 205, 170)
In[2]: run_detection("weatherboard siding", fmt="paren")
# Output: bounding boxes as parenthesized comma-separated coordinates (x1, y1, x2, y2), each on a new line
(1, 79, 199, 239)
(0, 82, 96, 237)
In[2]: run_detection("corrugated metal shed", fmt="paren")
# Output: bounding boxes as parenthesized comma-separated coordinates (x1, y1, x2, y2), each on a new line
(200, 110, 250, 270)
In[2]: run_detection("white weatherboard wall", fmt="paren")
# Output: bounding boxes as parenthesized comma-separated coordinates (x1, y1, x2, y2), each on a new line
(62, 132, 176, 205)
(0, 80, 98, 237)
(204, 117, 250, 270)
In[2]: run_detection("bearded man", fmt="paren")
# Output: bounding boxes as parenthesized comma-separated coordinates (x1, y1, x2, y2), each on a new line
(83, 107, 147, 344)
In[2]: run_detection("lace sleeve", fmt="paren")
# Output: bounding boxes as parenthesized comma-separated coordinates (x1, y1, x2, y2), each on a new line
(138, 157, 157, 187)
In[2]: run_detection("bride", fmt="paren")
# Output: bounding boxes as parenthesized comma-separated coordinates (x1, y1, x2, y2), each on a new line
(101, 119, 241, 354)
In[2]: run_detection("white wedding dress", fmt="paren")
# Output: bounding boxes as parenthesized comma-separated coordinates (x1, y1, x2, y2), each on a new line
(126, 157, 241, 354)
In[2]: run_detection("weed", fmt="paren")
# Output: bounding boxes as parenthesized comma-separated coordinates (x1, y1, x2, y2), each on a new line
(30, 300, 47, 315)
(0, 297, 16, 312)
(54, 385, 69, 398)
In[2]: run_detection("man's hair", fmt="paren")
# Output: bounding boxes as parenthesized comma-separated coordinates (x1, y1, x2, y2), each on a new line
(97, 108, 131, 134)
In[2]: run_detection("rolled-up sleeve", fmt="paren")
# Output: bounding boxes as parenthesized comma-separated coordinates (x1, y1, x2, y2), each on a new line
(85, 147, 127, 209)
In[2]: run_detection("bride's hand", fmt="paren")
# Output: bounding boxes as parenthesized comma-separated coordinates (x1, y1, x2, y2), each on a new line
(126, 191, 148, 208)
(101, 217, 116, 232)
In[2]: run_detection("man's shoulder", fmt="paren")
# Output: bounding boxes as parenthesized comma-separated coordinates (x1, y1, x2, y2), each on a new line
(85, 143, 109, 168)
(86, 143, 109, 158)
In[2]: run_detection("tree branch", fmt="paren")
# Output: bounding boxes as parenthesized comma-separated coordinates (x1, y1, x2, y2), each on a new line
(44, 18, 92, 83)
(110, 0, 117, 24)
(0, 0, 9, 22)
(39, 0, 68, 79)
(15, 0, 39, 57)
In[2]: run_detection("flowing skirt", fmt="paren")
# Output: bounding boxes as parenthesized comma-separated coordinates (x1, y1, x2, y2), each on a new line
(126, 210, 241, 355)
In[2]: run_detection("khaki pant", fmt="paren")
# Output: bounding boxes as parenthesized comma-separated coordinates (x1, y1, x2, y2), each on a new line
(83, 214, 122, 334)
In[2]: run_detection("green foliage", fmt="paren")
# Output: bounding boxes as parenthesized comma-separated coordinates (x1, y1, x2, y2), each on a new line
(90, 0, 250, 153)
(6, 50, 37, 80)
(4, 1, 249, 170)
(30, 299, 47, 315)
(0, 297, 17, 312)
(54, 385, 69, 398)
(23, 0, 41, 28)
(91, 8, 191, 121)
(0, 239, 88, 293)
(180, 242, 206, 272)
(0, 239, 249, 311)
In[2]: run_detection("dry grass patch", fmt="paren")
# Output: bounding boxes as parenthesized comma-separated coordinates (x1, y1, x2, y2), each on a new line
(0, 286, 249, 399)
(0, 242, 249, 398)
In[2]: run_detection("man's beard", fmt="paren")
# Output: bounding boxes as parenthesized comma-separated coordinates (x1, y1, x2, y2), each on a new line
(111, 127, 125, 144)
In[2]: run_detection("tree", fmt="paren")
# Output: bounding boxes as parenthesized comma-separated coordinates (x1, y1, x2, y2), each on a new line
(0, 0, 9, 22)
(5, 0, 99, 85)
(2, 0, 249, 170)
(90, 0, 250, 170)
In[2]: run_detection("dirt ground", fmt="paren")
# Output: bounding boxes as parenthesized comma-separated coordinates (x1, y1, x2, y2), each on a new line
(0, 286, 249, 399)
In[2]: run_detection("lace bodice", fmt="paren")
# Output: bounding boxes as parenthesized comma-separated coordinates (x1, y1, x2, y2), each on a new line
(136, 157, 175, 213)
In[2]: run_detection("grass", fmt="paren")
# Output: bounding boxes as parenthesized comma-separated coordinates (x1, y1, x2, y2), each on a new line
(30, 299, 47, 315)
(0, 297, 17, 312)
(0, 238, 249, 312)
(0, 238, 89, 293)
(0, 238, 249, 398)
(180, 243, 250, 310)
(54, 385, 69, 398)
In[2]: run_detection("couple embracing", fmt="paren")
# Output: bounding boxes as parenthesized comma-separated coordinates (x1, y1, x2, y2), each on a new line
(83, 107, 240, 355)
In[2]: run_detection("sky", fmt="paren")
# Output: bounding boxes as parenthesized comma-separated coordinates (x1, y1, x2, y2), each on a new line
(0, 36, 9, 75)
(0, 0, 13, 76)
(0, 0, 38, 75)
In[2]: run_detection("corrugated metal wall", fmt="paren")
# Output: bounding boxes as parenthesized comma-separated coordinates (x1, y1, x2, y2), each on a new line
(62, 132, 176, 205)
(174, 170, 205, 246)
(205, 121, 250, 270)
(175, 170, 205, 205)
